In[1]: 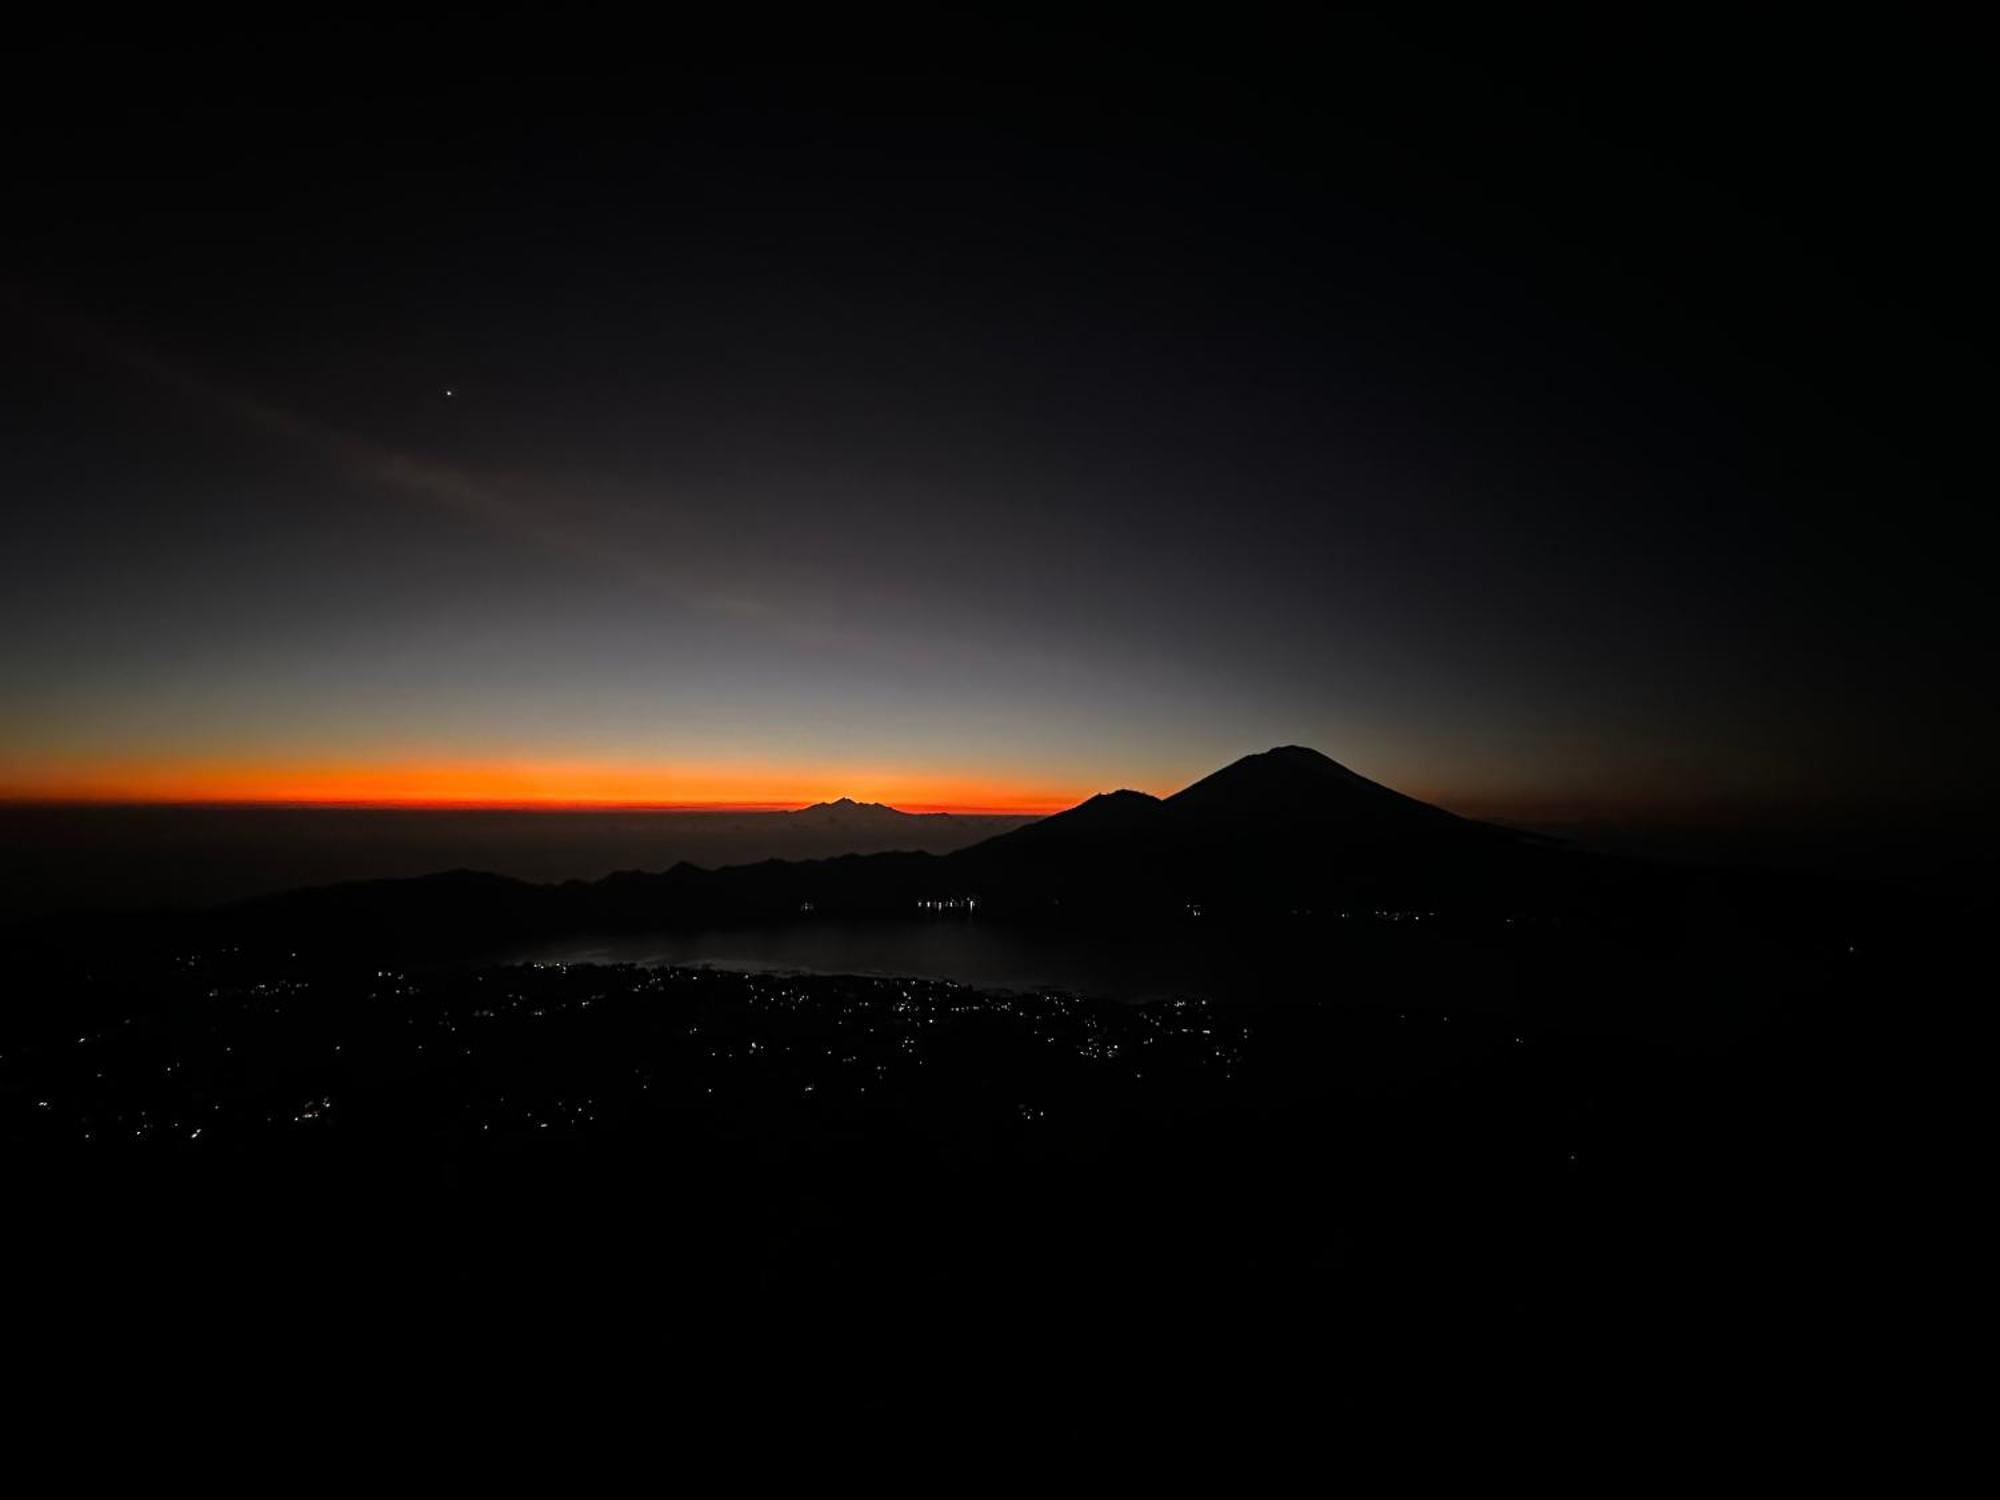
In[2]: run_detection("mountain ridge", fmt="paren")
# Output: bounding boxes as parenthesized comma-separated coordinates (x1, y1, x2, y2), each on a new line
(1163, 745, 1491, 832)
(207, 747, 1584, 948)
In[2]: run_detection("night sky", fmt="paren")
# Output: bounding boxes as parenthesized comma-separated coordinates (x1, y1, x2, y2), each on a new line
(1, 13, 1982, 821)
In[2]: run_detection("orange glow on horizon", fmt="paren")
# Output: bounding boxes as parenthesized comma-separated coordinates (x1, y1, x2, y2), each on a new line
(0, 758, 1091, 816)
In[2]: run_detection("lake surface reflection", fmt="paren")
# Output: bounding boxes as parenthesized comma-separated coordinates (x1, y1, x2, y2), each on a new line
(506, 916, 1445, 1006)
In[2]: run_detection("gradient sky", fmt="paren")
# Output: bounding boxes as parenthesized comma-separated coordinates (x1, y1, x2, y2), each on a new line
(0, 14, 1984, 821)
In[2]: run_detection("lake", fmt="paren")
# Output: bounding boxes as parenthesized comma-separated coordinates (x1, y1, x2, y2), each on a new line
(507, 914, 1499, 1007)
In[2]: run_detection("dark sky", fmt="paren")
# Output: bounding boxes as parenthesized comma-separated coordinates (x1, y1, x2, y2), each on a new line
(1, 11, 1984, 819)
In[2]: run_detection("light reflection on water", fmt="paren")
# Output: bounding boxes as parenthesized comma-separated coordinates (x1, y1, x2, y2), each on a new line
(500, 916, 1464, 1008)
(505, 919, 1300, 1004)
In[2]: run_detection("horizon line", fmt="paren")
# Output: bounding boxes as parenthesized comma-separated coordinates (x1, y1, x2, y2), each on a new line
(0, 758, 1096, 815)
(0, 794, 1067, 816)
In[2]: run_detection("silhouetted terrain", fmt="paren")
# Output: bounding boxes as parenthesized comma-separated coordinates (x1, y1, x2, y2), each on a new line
(7, 936, 1880, 1425)
(69, 749, 1813, 966)
(0, 801, 1034, 918)
(1, 747, 1940, 1427)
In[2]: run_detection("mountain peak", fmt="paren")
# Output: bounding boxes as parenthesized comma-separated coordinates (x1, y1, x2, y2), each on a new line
(972, 787, 1163, 849)
(1044, 788, 1162, 818)
(797, 797, 899, 816)
(1262, 744, 1341, 765)
(1164, 745, 1468, 828)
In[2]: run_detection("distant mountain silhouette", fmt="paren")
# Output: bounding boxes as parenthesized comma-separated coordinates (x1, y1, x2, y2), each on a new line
(1164, 746, 1485, 832)
(980, 789, 1164, 842)
(194, 747, 1611, 952)
(936, 747, 1532, 916)
(790, 797, 981, 824)
(969, 748, 1494, 847)
(796, 797, 893, 816)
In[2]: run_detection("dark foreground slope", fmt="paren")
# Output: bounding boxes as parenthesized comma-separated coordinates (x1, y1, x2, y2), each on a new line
(5, 942, 1882, 1432)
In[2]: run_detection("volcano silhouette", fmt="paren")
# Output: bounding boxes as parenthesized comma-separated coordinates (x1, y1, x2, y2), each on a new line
(1164, 745, 1479, 830)
(230, 746, 1554, 942)
(970, 747, 1493, 849)
(932, 746, 1523, 914)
